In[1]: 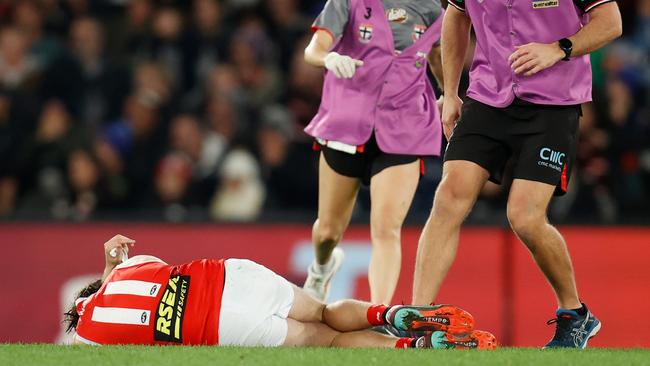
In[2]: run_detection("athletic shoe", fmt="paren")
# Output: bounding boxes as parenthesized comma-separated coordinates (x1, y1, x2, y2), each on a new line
(303, 248, 345, 301)
(387, 304, 475, 336)
(424, 330, 497, 350)
(544, 304, 602, 349)
(378, 324, 426, 339)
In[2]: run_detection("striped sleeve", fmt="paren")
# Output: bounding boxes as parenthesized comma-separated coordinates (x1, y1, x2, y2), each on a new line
(573, 0, 616, 13)
(447, 0, 466, 12)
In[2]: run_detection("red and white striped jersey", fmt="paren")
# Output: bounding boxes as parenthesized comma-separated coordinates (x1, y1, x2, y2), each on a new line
(75, 256, 225, 345)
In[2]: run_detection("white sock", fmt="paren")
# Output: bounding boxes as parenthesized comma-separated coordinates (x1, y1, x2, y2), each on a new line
(313, 257, 334, 274)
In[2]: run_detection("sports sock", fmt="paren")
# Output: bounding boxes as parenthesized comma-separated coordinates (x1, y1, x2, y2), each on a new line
(367, 304, 389, 326)
(313, 258, 334, 274)
(395, 337, 417, 349)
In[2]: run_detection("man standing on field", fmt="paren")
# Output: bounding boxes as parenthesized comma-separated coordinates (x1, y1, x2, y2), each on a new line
(412, 0, 622, 348)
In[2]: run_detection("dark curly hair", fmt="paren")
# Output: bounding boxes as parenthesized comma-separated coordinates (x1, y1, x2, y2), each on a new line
(63, 279, 103, 333)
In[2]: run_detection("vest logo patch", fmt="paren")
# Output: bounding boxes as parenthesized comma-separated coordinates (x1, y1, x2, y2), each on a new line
(386, 8, 408, 23)
(359, 24, 373, 43)
(412, 24, 427, 42)
(532, 0, 559, 8)
(153, 275, 190, 343)
(415, 51, 427, 69)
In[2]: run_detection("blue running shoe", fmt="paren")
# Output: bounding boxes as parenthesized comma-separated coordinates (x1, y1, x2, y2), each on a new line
(544, 303, 602, 349)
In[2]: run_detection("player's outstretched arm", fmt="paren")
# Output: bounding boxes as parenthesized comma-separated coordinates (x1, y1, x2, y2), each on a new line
(101, 234, 135, 281)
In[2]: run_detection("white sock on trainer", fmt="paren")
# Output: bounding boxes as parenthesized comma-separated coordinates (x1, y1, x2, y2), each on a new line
(313, 257, 335, 274)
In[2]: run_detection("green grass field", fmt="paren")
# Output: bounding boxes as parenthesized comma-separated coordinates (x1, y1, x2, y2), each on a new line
(1, 345, 649, 366)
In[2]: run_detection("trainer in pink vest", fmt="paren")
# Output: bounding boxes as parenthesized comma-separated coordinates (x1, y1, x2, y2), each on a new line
(305, 0, 444, 156)
(455, 0, 593, 107)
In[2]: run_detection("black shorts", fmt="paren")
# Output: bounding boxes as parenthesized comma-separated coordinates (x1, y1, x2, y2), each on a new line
(319, 134, 420, 186)
(444, 97, 580, 196)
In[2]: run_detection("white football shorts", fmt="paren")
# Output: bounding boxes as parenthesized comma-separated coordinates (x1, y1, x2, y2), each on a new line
(218, 258, 295, 347)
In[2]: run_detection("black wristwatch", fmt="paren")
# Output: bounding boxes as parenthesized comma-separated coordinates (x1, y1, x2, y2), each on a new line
(558, 38, 573, 61)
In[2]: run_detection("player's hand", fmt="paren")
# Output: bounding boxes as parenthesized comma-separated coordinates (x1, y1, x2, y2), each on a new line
(104, 234, 135, 266)
(324, 52, 364, 78)
(509, 42, 565, 76)
(441, 95, 462, 141)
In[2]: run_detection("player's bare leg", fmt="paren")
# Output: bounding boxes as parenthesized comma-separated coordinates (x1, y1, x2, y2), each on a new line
(288, 286, 474, 337)
(507, 179, 581, 309)
(412, 161, 489, 304)
(305, 153, 360, 300)
(368, 160, 420, 304)
(286, 287, 466, 348)
(288, 286, 375, 331)
(283, 319, 400, 348)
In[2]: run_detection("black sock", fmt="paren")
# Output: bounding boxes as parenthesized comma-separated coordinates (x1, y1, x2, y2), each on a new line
(572, 304, 587, 316)
(410, 338, 419, 348)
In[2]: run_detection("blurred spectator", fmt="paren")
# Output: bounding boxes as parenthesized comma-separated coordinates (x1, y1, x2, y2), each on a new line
(155, 152, 193, 222)
(183, 0, 229, 94)
(43, 16, 129, 127)
(102, 93, 164, 207)
(229, 18, 284, 108)
(13, 0, 62, 69)
(257, 104, 317, 210)
(13, 100, 87, 215)
(132, 61, 174, 110)
(0, 26, 40, 90)
(54, 148, 102, 221)
(148, 6, 186, 91)
(265, 0, 310, 72)
(286, 34, 322, 126)
(107, 0, 154, 62)
(171, 114, 226, 173)
(211, 148, 265, 221)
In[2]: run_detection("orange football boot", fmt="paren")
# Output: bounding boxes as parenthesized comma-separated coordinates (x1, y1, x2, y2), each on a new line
(388, 304, 475, 336)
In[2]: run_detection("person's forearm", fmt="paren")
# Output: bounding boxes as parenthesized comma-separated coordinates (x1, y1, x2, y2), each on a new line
(568, 3, 622, 57)
(442, 9, 471, 97)
(305, 31, 334, 67)
(428, 45, 444, 90)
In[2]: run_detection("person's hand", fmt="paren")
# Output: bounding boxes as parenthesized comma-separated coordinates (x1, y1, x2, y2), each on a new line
(324, 52, 364, 78)
(104, 234, 135, 267)
(436, 95, 444, 116)
(509, 42, 565, 76)
(441, 95, 463, 140)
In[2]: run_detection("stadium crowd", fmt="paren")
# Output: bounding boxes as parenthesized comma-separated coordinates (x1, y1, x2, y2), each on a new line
(0, 0, 647, 223)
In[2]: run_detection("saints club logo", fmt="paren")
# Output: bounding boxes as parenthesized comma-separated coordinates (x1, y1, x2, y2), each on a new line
(359, 23, 373, 43)
(412, 24, 426, 41)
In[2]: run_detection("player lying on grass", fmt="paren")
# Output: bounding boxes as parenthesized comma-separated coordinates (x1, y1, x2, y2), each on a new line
(64, 235, 496, 349)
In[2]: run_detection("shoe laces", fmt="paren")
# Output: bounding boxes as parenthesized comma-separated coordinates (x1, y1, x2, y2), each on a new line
(547, 315, 573, 342)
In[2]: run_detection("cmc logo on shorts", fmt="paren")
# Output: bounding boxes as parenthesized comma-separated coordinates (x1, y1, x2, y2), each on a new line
(539, 147, 565, 165)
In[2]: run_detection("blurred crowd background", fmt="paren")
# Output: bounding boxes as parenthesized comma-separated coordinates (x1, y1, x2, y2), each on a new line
(0, 0, 647, 224)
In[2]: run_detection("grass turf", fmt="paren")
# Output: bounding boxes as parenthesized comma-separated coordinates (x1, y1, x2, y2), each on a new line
(1, 345, 649, 366)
